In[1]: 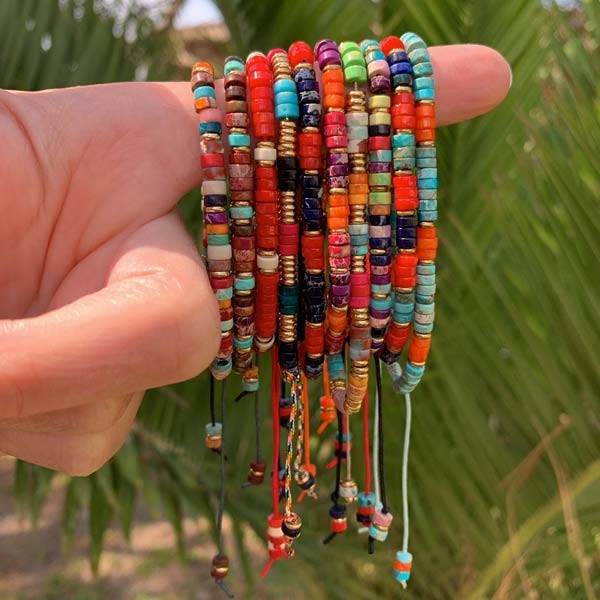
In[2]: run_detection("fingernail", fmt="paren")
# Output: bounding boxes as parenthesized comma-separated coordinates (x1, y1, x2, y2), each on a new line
(507, 61, 513, 89)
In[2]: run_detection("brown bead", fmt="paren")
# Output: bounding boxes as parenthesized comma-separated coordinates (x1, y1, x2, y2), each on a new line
(224, 72, 246, 88)
(211, 554, 229, 580)
(232, 224, 254, 237)
(225, 85, 246, 101)
(226, 100, 248, 114)
(247, 460, 266, 485)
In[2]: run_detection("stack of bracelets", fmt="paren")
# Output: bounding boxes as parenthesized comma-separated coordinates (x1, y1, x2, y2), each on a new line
(192, 31, 436, 594)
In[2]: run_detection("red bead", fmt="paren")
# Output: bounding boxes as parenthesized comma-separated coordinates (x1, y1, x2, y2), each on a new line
(249, 86, 274, 100)
(267, 47, 287, 62)
(210, 276, 233, 289)
(380, 35, 404, 55)
(392, 115, 416, 130)
(251, 98, 274, 113)
(200, 153, 224, 168)
(254, 122, 276, 138)
(369, 136, 391, 151)
(248, 70, 272, 87)
(323, 111, 345, 126)
(288, 41, 314, 68)
(299, 156, 321, 170)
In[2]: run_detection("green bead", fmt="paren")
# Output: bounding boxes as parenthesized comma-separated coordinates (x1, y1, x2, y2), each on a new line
(342, 50, 365, 67)
(368, 172, 391, 187)
(339, 41, 361, 55)
(344, 64, 367, 84)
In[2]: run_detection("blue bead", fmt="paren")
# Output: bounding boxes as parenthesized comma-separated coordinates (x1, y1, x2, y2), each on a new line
(275, 103, 300, 120)
(409, 48, 430, 64)
(371, 283, 392, 295)
(401, 32, 427, 54)
(351, 245, 369, 256)
(193, 85, 216, 100)
(274, 79, 296, 94)
(416, 284, 436, 295)
(417, 264, 436, 275)
(414, 77, 434, 90)
(415, 88, 435, 101)
(419, 199, 437, 211)
(416, 273, 436, 285)
(418, 188, 437, 200)
(388, 51, 410, 65)
(234, 336, 253, 349)
(350, 234, 369, 245)
(392, 73, 413, 86)
(235, 276, 255, 291)
(228, 133, 250, 147)
(416, 157, 437, 168)
(418, 168, 437, 179)
(394, 158, 415, 170)
(416, 302, 435, 314)
(275, 91, 298, 105)
(416, 146, 436, 158)
(199, 121, 221, 135)
(297, 79, 317, 92)
(360, 39, 379, 53)
(371, 297, 393, 311)
(414, 321, 434, 334)
(390, 62, 412, 75)
(366, 48, 385, 62)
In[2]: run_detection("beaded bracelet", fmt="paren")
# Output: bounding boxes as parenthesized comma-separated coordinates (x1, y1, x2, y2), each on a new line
(339, 41, 370, 416)
(316, 39, 350, 411)
(289, 41, 326, 381)
(247, 52, 279, 353)
(192, 62, 232, 381)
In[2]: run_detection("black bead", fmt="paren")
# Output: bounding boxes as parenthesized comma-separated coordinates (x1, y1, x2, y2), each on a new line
(368, 124, 391, 137)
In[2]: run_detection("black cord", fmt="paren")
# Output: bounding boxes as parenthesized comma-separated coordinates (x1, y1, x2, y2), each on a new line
(374, 355, 389, 513)
(210, 374, 216, 426)
(233, 390, 250, 403)
(216, 378, 227, 551)
(323, 409, 344, 545)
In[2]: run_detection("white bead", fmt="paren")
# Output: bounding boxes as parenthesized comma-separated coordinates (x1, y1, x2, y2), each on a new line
(346, 112, 368, 127)
(207, 244, 232, 260)
(202, 180, 227, 195)
(257, 253, 279, 270)
(254, 146, 277, 162)
(255, 336, 275, 352)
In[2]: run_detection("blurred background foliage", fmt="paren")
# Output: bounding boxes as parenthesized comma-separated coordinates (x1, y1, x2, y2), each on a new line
(1, 0, 599, 598)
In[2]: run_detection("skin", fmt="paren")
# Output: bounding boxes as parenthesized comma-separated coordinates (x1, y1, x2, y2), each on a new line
(0, 44, 511, 476)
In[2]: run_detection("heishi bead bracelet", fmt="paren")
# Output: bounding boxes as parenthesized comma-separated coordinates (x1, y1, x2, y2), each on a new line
(191, 32, 437, 594)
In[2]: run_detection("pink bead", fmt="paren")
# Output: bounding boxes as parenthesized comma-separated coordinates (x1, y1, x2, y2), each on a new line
(326, 135, 348, 149)
(368, 59, 390, 78)
(349, 296, 370, 308)
(198, 107, 223, 124)
(351, 272, 369, 285)
(328, 232, 350, 245)
(329, 256, 351, 269)
(373, 509, 394, 527)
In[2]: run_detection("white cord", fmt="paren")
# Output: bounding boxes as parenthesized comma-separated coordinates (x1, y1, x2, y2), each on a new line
(373, 379, 380, 505)
(402, 392, 412, 553)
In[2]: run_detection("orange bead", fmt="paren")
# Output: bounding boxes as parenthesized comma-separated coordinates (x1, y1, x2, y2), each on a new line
(324, 94, 345, 109)
(348, 194, 368, 205)
(322, 69, 344, 84)
(369, 205, 391, 216)
(328, 193, 348, 207)
(195, 96, 217, 111)
(328, 217, 348, 229)
(328, 205, 349, 218)
(206, 223, 229, 235)
(349, 173, 368, 184)
(192, 61, 214, 76)
(418, 226, 437, 239)
(416, 128, 436, 143)
(415, 103, 435, 118)
(324, 81, 345, 96)
(408, 334, 431, 364)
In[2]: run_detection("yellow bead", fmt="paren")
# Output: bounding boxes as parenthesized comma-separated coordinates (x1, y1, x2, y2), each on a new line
(369, 112, 391, 126)
(368, 95, 391, 110)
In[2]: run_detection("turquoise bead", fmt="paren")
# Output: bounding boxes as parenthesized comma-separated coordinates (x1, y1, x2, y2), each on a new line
(401, 33, 427, 54)
(392, 133, 415, 147)
(409, 48, 430, 64)
(205, 422, 222, 436)
(371, 297, 393, 311)
(415, 88, 435, 101)
(394, 158, 415, 170)
(235, 276, 255, 291)
(228, 133, 250, 147)
(350, 234, 369, 245)
(370, 150, 392, 162)
(215, 287, 233, 301)
(358, 491, 376, 507)
(348, 126, 368, 140)
(274, 79, 296, 94)
(335, 431, 352, 442)
(224, 59, 245, 75)
(193, 85, 216, 100)
(243, 378, 260, 392)
(416, 157, 437, 168)
(199, 121, 221, 135)
(417, 263, 436, 275)
(221, 318, 233, 332)
(371, 283, 392, 295)
(234, 336, 253, 349)
(366, 48, 385, 62)
(327, 354, 345, 380)
(360, 39, 380, 53)
(349, 223, 368, 235)
(275, 90, 298, 104)
(413, 62, 434, 77)
(351, 244, 369, 256)
(230, 206, 253, 219)
(395, 290, 415, 303)
(207, 234, 230, 245)
(275, 103, 299, 120)
(416, 273, 436, 285)
(418, 188, 437, 200)
(419, 210, 438, 221)
(416, 283, 436, 295)
(393, 146, 415, 157)
(414, 321, 434, 334)
(212, 358, 232, 374)
(419, 178, 438, 189)
(416, 301, 435, 314)
(419, 199, 437, 211)
(416, 146, 436, 158)
(418, 168, 437, 179)
(414, 77, 434, 90)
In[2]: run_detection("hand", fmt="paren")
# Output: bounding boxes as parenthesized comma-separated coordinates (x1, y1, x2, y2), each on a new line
(0, 44, 511, 475)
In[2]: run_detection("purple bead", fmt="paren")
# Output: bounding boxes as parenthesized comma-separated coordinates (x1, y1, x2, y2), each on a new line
(370, 274, 391, 285)
(327, 164, 348, 177)
(330, 272, 350, 286)
(332, 290, 350, 307)
(329, 175, 349, 188)
(370, 307, 390, 320)
(205, 211, 228, 224)
(327, 152, 348, 166)
(369, 75, 391, 94)
(368, 161, 391, 173)
(315, 39, 337, 54)
(318, 50, 342, 70)
(370, 264, 391, 276)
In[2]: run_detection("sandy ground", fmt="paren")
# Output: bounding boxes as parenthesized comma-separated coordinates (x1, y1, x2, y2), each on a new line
(0, 458, 270, 600)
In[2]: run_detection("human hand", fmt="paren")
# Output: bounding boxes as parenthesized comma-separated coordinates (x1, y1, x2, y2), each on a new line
(0, 44, 511, 475)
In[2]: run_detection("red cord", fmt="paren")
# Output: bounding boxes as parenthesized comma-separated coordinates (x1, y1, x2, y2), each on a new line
(271, 346, 280, 516)
(362, 389, 371, 494)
